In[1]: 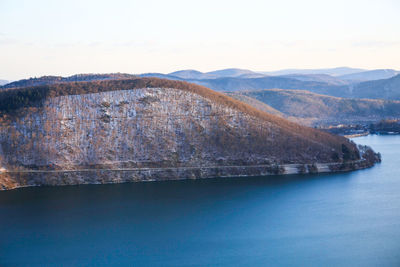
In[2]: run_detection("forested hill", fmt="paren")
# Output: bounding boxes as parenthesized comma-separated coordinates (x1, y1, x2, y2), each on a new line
(351, 74, 400, 100)
(228, 89, 400, 126)
(0, 77, 380, 189)
(1, 73, 136, 89)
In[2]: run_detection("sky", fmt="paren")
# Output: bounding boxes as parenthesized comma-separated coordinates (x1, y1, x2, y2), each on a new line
(1, 0, 400, 80)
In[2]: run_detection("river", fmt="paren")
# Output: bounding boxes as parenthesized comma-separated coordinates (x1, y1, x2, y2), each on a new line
(1, 135, 399, 266)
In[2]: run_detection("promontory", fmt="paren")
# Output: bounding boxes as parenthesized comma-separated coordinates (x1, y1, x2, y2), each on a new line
(0, 77, 380, 190)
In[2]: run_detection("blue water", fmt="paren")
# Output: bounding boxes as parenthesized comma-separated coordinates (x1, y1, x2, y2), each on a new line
(1, 135, 399, 266)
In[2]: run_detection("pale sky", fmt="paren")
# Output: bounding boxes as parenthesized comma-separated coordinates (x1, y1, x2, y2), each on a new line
(1, 0, 399, 80)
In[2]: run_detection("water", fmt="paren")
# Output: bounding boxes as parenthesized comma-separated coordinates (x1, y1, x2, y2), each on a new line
(1, 135, 399, 266)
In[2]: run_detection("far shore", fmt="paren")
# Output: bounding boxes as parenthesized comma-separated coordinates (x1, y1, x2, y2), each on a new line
(346, 132, 400, 138)
(344, 132, 370, 138)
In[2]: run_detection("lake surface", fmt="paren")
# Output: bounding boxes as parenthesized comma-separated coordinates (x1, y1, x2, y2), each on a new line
(1, 135, 399, 266)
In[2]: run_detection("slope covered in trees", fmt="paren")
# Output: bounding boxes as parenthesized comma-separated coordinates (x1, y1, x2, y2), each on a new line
(0, 78, 379, 189)
(1, 73, 136, 89)
(339, 69, 400, 82)
(351, 74, 400, 100)
(228, 89, 400, 126)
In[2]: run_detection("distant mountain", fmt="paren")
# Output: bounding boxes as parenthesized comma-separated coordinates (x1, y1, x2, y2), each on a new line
(339, 69, 400, 82)
(236, 73, 267, 78)
(351, 74, 400, 100)
(169, 68, 266, 79)
(3, 72, 351, 97)
(170, 67, 367, 79)
(5, 70, 400, 101)
(189, 73, 400, 101)
(278, 74, 349, 86)
(0, 80, 8, 86)
(206, 68, 264, 78)
(167, 67, 399, 83)
(138, 73, 183, 80)
(168, 70, 216, 80)
(263, 67, 366, 77)
(228, 89, 400, 126)
(1, 73, 136, 89)
(189, 76, 350, 96)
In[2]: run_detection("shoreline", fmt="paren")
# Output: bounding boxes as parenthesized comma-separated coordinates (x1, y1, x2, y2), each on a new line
(344, 132, 370, 138)
(346, 132, 400, 138)
(0, 158, 379, 191)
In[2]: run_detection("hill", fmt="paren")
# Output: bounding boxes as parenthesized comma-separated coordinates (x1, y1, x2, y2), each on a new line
(351, 74, 400, 100)
(223, 94, 284, 117)
(169, 68, 265, 80)
(228, 89, 400, 126)
(206, 68, 264, 78)
(168, 70, 216, 80)
(263, 67, 366, 77)
(138, 73, 183, 80)
(1, 73, 136, 89)
(277, 74, 349, 86)
(189, 76, 350, 95)
(193, 74, 400, 101)
(339, 69, 400, 82)
(0, 78, 379, 189)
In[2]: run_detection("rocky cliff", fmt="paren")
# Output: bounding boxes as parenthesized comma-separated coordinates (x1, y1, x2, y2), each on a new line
(0, 78, 380, 190)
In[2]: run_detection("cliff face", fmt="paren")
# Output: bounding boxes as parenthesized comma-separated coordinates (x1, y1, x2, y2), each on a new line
(0, 79, 380, 190)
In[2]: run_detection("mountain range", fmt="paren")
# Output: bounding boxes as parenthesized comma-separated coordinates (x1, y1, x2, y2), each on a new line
(166, 67, 400, 83)
(9, 71, 399, 100)
(193, 74, 400, 100)
(2, 70, 399, 128)
(275, 74, 350, 86)
(169, 68, 267, 80)
(3, 67, 399, 91)
(261, 67, 367, 77)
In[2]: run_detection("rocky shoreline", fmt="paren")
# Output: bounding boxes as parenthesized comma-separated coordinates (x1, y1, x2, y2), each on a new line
(0, 151, 380, 191)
